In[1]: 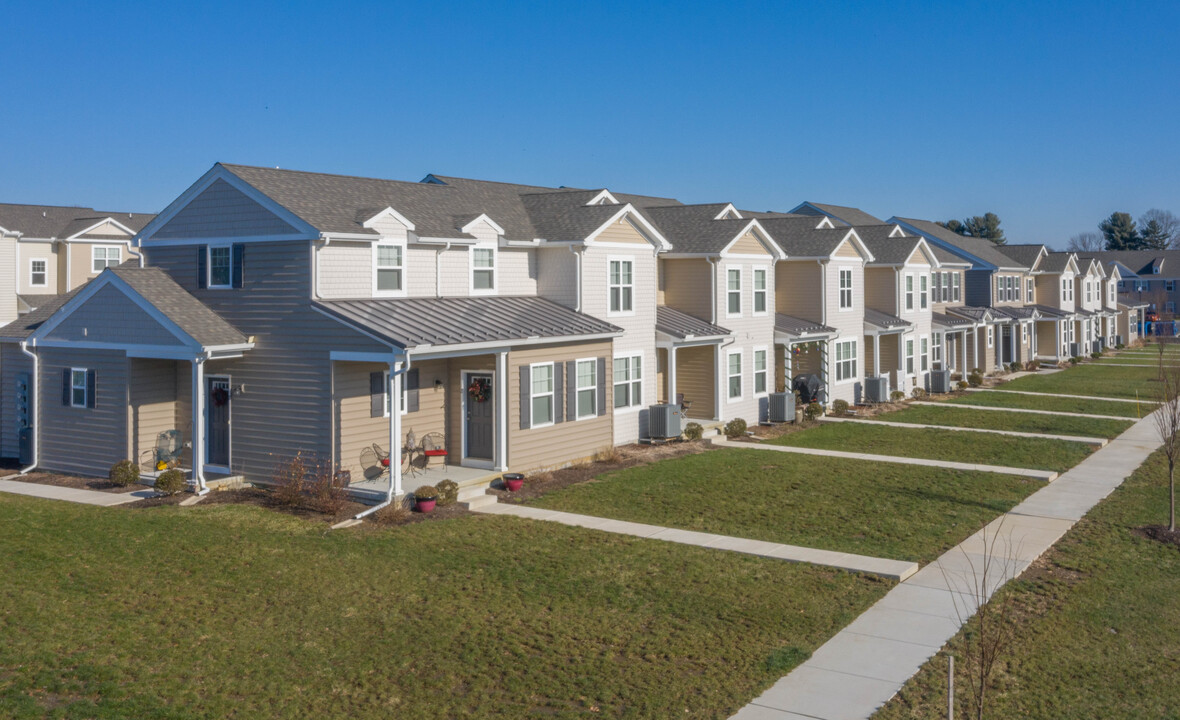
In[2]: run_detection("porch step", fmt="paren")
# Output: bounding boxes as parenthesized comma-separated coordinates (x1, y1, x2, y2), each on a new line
(460, 493, 498, 510)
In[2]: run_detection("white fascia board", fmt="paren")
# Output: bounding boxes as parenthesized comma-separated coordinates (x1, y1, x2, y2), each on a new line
(32, 339, 201, 359)
(586, 189, 619, 206)
(330, 350, 405, 363)
(585, 204, 672, 251)
(459, 213, 505, 236)
(890, 219, 995, 270)
(888, 225, 907, 238)
(415, 235, 478, 245)
(65, 217, 138, 241)
(322, 232, 382, 242)
(500, 238, 542, 248)
(713, 203, 742, 220)
(408, 331, 623, 357)
(816, 216, 836, 229)
(835, 229, 874, 262)
(916, 238, 940, 268)
(719, 220, 786, 260)
(361, 206, 416, 233)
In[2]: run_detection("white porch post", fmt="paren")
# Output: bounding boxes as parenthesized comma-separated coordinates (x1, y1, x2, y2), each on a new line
(495, 350, 508, 471)
(896, 332, 906, 394)
(974, 326, 981, 370)
(1009, 322, 1017, 365)
(960, 330, 968, 372)
(190, 357, 208, 494)
(389, 360, 403, 498)
(714, 344, 722, 420)
(668, 345, 678, 405)
(872, 333, 880, 377)
(819, 340, 829, 404)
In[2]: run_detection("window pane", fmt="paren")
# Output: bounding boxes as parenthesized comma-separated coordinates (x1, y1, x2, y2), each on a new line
(755, 373, 766, 394)
(728, 292, 740, 314)
(755, 292, 766, 313)
(578, 360, 595, 387)
(729, 376, 741, 398)
(729, 354, 741, 374)
(377, 268, 402, 291)
(614, 359, 628, 383)
(473, 269, 494, 290)
(210, 247, 231, 286)
(728, 269, 740, 290)
(620, 262, 632, 284)
(532, 364, 552, 394)
(622, 286, 632, 312)
(377, 246, 402, 267)
(578, 388, 595, 416)
(474, 249, 493, 268)
(754, 351, 766, 371)
(632, 355, 641, 378)
(754, 270, 766, 290)
(614, 384, 629, 408)
(532, 396, 552, 425)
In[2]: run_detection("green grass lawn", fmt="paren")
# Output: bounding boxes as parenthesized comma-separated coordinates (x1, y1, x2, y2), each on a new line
(999, 363, 1158, 400)
(869, 404, 1134, 439)
(941, 390, 1152, 419)
(873, 450, 1180, 719)
(530, 448, 1040, 564)
(769, 422, 1093, 472)
(0, 495, 890, 720)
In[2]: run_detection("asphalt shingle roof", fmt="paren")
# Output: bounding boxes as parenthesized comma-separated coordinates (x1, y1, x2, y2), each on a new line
(0, 203, 153, 239)
(642, 205, 754, 254)
(794, 202, 883, 226)
(109, 267, 248, 347)
(862, 235, 924, 266)
(1000, 244, 1047, 269)
(655, 306, 730, 340)
(893, 217, 1030, 270)
(1040, 252, 1076, 273)
(759, 218, 850, 257)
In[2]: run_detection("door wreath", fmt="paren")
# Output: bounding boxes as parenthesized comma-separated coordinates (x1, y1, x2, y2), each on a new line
(467, 378, 491, 402)
(211, 386, 230, 407)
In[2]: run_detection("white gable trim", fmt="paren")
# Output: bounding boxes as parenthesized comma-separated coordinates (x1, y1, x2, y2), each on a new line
(459, 213, 505, 236)
(714, 203, 742, 220)
(719, 220, 786, 260)
(65, 217, 137, 241)
(888, 225, 907, 238)
(584, 204, 672, 251)
(586, 189, 619, 206)
(815, 216, 836, 229)
(136, 164, 319, 246)
(361, 206, 417, 233)
(833, 229, 874, 262)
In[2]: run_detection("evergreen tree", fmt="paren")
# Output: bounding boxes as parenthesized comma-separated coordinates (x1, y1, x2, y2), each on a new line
(939, 213, 1006, 244)
(1099, 212, 1140, 250)
(1140, 218, 1170, 250)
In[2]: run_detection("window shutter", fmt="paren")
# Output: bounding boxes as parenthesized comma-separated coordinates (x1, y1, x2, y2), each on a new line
(553, 362, 563, 424)
(86, 370, 96, 409)
(519, 365, 530, 429)
(370, 371, 384, 418)
(231, 243, 245, 289)
(61, 369, 70, 406)
(597, 357, 607, 416)
(406, 368, 420, 413)
(567, 361, 577, 421)
(197, 245, 207, 289)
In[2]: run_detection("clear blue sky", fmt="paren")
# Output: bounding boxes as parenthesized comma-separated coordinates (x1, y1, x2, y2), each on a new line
(4, 1, 1178, 248)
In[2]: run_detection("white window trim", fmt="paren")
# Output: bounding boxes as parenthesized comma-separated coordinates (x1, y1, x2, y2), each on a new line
(91, 245, 122, 274)
(612, 352, 644, 413)
(987, 326, 994, 348)
(382, 370, 408, 417)
(607, 256, 636, 317)
(919, 335, 929, 373)
(837, 267, 854, 311)
(752, 268, 769, 316)
(919, 273, 928, 310)
(206, 244, 233, 290)
(905, 337, 915, 375)
(574, 357, 597, 420)
(1027, 278, 1035, 303)
(726, 350, 744, 401)
(725, 266, 742, 319)
(933, 332, 943, 364)
(904, 273, 915, 312)
(372, 239, 407, 298)
(753, 346, 768, 396)
(70, 367, 88, 408)
(952, 273, 961, 302)
(1021, 323, 1028, 344)
(834, 338, 858, 384)
(29, 258, 48, 287)
(529, 361, 556, 429)
(469, 244, 497, 296)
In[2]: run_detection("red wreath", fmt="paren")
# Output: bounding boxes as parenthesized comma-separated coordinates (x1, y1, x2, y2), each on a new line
(211, 387, 230, 407)
(467, 378, 491, 403)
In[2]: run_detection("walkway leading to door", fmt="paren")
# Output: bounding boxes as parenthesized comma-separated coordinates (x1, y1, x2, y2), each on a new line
(728, 404, 1163, 720)
(966, 387, 1142, 403)
(473, 502, 918, 581)
(910, 400, 1128, 421)
(710, 437, 1058, 482)
(0, 478, 155, 506)
(819, 416, 1107, 447)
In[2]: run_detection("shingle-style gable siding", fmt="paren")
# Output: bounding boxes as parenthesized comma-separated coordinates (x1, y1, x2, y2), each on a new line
(595, 217, 651, 245)
(0, 236, 15, 324)
(43, 285, 183, 346)
(154, 178, 299, 239)
(728, 230, 772, 256)
(536, 246, 577, 309)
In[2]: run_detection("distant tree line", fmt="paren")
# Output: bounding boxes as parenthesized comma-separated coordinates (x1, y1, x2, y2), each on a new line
(1068, 209, 1180, 252)
(938, 212, 1006, 245)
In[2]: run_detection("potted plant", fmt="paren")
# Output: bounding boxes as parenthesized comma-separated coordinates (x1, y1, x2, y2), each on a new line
(413, 485, 439, 513)
(502, 473, 525, 492)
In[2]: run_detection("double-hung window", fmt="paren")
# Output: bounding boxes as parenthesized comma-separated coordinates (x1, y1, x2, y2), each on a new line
(1108, 283, 1116, 304)
(472, 247, 495, 292)
(375, 243, 403, 294)
(1027, 278, 1035, 303)
(727, 351, 742, 399)
(838, 268, 853, 310)
(613, 354, 642, 409)
(382, 371, 408, 417)
(987, 326, 994, 348)
(753, 269, 768, 314)
(933, 332, 942, 365)
(530, 363, 555, 427)
(30, 259, 47, 287)
(609, 259, 633, 314)
(905, 274, 914, 311)
(1167, 280, 1176, 292)
(1168, 302, 1176, 315)
(952, 273, 961, 302)
(919, 274, 928, 309)
(92, 246, 121, 273)
(753, 349, 767, 394)
(996, 276, 1003, 301)
(208, 246, 232, 288)
(920, 336, 929, 372)
(835, 339, 857, 382)
(905, 338, 915, 374)
(1062, 278, 1070, 302)
(726, 268, 741, 316)
(70, 368, 88, 408)
(576, 359, 596, 419)
(1021, 323, 1028, 344)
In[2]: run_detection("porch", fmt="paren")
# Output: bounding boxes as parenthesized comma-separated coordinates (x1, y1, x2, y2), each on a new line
(655, 306, 732, 422)
(864, 308, 911, 396)
(775, 313, 835, 404)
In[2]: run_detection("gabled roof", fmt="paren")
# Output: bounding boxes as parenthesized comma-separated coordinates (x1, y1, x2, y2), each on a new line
(791, 201, 883, 226)
(1000, 244, 1048, 270)
(890, 217, 1029, 270)
(851, 223, 907, 243)
(993, 306, 1041, 320)
(946, 305, 996, 323)
(759, 218, 868, 259)
(0, 202, 153, 240)
(1029, 304, 1070, 319)
(313, 296, 622, 351)
(0, 288, 83, 340)
(862, 235, 936, 267)
(932, 312, 976, 328)
(1066, 250, 1180, 277)
(929, 244, 973, 267)
(655, 306, 730, 341)
(1040, 252, 1078, 274)
(642, 205, 776, 255)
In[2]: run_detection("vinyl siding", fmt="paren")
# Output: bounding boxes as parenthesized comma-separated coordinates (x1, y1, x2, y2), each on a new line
(318, 241, 373, 298)
(1035, 273, 1062, 309)
(965, 269, 993, 307)
(825, 257, 865, 404)
(992, 271, 1028, 308)
(727, 230, 772, 256)
(0, 344, 32, 458)
(931, 269, 965, 313)
(715, 260, 776, 423)
(38, 347, 127, 477)
(536, 246, 577, 309)
(864, 267, 897, 314)
(833, 238, 861, 258)
(775, 261, 823, 323)
(595, 217, 650, 245)
(154, 178, 299, 239)
(44, 284, 184, 346)
(67, 241, 134, 292)
(498, 247, 537, 295)
(448, 355, 496, 461)
(16, 241, 59, 296)
(675, 345, 715, 420)
(0, 237, 17, 325)
(128, 359, 180, 465)
(661, 258, 713, 321)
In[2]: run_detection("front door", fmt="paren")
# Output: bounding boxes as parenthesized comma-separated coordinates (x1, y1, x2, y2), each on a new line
(206, 376, 231, 468)
(464, 373, 494, 461)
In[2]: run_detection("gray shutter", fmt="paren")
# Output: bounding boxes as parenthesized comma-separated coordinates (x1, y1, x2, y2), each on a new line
(61, 369, 70, 406)
(370, 371, 384, 418)
(519, 365, 530, 429)
(567, 361, 578, 421)
(231, 243, 245, 289)
(553, 362, 563, 424)
(197, 246, 207, 289)
(597, 357, 607, 416)
(86, 370, 96, 409)
(406, 368, 420, 413)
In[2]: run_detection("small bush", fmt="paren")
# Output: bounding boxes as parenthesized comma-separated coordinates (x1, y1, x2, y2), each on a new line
(1070, 356, 1080, 365)
(911, 387, 927, 399)
(1091, 351, 1102, 359)
(956, 380, 969, 390)
(435, 479, 459, 506)
(271, 453, 309, 507)
(1116, 343, 1126, 350)
(154, 469, 187, 495)
(1026, 359, 1040, 371)
(1008, 362, 1021, 373)
(950, 372, 962, 381)
(373, 499, 412, 524)
(683, 422, 704, 441)
(724, 418, 748, 438)
(414, 484, 439, 501)
(889, 390, 906, 402)
(830, 399, 850, 416)
(594, 446, 622, 464)
(803, 402, 823, 422)
(968, 371, 984, 387)
(308, 469, 349, 515)
(108, 459, 139, 487)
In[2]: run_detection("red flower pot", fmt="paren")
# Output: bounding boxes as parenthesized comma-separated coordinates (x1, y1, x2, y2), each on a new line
(503, 473, 525, 492)
(416, 498, 436, 513)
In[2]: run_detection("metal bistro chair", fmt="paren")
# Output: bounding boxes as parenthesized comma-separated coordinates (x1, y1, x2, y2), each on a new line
(420, 432, 448, 472)
(676, 393, 693, 417)
(141, 429, 184, 472)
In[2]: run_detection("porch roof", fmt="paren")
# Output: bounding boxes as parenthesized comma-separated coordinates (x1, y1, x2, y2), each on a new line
(655, 306, 731, 342)
(945, 305, 994, 323)
(775, 313, 836, 338)
(314, 295, 623, 351)
(992, 305, 1041, 321)
(931, 311, 975, 329)
(1029, 304, 1070, 319)
(863, 307, 911, 331)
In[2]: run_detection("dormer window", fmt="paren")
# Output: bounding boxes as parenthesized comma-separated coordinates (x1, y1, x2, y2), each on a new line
(471, 246, 496, 293)
(374, 241, 404, 296)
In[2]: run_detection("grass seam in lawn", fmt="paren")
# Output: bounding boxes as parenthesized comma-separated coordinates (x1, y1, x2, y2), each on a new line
(909, 400, 1130, 421)
(821, 416, 1108, 447)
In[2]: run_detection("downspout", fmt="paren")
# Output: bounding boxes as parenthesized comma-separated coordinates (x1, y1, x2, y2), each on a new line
(311, 235, 332, 300)
(356, 353, 413, 519)
(436, 242, 451, 298)
(706, 256, 719, 324)
(818, 260, 827, 325)
(18, 341, 38, 474)
(569, 244, 583, 312)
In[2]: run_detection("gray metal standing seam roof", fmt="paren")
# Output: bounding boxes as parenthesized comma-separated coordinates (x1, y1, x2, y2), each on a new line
(931, 312, 976, 328)
(775, 313, 836, 336)
(655, 306, 731, 340)
(314, 296, 623, 350)
(863, 308, 912, 329)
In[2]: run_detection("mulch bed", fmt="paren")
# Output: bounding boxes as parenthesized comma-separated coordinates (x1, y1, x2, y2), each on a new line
(11, 471, 142, 494)
(1133, 524, 1180, 549)
(489, 441, 713, 504)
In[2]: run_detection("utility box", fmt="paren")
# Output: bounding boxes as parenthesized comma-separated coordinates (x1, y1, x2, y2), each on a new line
(864, 376, 890, 403)
(930, 369, 952, 394)
(1069, 342, 1082, 357)
(768, 392, 794, 423)
(648, 404, 683, 439)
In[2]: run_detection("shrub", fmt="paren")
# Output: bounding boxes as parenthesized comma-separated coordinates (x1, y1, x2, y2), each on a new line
(683, 422, 704, 441)
(803, 402, 823, 422)
(967, 371, 984, 387)
(154, 469, 187, 495)
(108, 459, 139, 488)
(1070, 356, 1080, 365)
(1116, 343, 1126, 350)
(1008, 362, 1021, 373)
(889, 390, 906, 402)
(594, 446, 622, 464)
(1091, 351, 1102, 359)
(1026, 359, 1040, 371)
(413, 485, 439, 501)
(950, 372, 962, 381)
(271, 453, 309, 507)
(911, 387, 927, 399)
(373, 499, 412, 524)
(435, 478, 459, 506)
(308, 469, 349, 515)
(830, 399, 850, 416)
(724, 418, 748, 438)
(956, 380, 969, 390)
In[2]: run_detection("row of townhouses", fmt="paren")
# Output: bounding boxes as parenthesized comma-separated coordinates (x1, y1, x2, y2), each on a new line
(0, 164, 1149, 501)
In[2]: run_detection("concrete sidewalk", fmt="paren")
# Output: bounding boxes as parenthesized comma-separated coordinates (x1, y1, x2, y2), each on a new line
(730, 405, 1162, 720)
(0, 478, 156, 506)
(820, 415, 1107, 447)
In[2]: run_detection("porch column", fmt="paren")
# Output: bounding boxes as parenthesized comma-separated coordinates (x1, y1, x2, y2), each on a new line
(495, 350, 508, 471)
(190, 357, 208, 494)
(896, 332, 905, 394)
(819, 340, 829, 404)
(714, 344, 723, 420)
(668, 346, 678, 405)
(974, 326, 981, 370)
(960, 330, 968, 372)
(388, 360, 403, 498)
(1009, 322, 1017, 364)
(872, 333, 880, 377)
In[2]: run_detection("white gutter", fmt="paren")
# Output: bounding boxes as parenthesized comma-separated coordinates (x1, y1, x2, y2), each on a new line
(311, 236, 332, 300)
(17, 341, 38, 474)
(818, 260, 828, 325)
(436, 242, 452, 298)
(569, 244, 583, 312)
